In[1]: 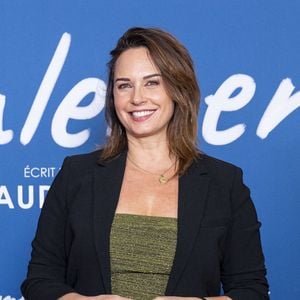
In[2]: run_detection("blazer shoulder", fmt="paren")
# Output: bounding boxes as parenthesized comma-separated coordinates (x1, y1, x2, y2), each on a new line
(198, 153, 241, 175)
(61, 149, 103, 175)
(67, 149, 102, 163)
(194, 154, 246, 190)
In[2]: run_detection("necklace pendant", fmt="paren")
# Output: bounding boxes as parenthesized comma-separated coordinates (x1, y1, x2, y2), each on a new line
(159, 175, 168, 184)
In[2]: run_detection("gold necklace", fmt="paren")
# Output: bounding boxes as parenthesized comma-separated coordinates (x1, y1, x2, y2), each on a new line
(127, 155, 175, 184)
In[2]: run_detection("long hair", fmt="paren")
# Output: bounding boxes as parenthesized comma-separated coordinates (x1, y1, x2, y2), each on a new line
(101, 27, 201, 175)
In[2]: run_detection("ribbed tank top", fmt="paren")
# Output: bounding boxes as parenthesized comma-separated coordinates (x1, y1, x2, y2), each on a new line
(110, 213, 177, 300)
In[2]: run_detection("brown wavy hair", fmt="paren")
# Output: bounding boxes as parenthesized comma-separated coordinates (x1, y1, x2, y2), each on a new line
(101, 27, 201, 175)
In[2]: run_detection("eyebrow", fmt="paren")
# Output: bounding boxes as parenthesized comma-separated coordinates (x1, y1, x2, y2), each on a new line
(114, 73, 162, 82)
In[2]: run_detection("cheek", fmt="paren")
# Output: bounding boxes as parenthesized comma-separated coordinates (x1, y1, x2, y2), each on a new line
(114, 90, 130, 107)
(113, 99, 130, 128)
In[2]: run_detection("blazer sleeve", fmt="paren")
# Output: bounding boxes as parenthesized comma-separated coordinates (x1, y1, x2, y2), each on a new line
(221, 167, 270, 300)
(21, 157, 76, 300)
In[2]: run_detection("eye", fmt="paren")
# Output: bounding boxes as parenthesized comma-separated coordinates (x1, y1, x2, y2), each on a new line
(117, 83, 131, 89)
(145, 80, 159, 87)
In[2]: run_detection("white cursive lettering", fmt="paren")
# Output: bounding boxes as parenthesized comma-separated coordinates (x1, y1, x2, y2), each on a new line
(202, 74, 256, 145)
(0, 94, 14, 144)
(20, 33, 71, 145)
(51, 78, 106, 147)
(257, 78, 300, 138)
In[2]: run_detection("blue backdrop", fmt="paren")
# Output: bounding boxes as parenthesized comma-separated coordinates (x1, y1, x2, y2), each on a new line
(1, 1, 299, 299)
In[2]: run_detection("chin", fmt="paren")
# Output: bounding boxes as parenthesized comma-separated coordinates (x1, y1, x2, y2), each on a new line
(128, 128, 167, 140)
(129, 131, 153, 138)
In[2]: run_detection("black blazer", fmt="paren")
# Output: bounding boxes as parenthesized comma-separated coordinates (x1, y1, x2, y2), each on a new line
(21, 150, 269, 300)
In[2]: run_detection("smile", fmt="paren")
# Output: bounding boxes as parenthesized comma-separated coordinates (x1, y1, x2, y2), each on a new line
(131, 110, 155, 117)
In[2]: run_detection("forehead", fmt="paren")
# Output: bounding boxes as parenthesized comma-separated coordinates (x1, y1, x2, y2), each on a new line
(114, 47, 160, 77)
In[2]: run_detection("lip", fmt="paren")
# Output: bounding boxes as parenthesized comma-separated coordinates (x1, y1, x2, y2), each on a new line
(129, 109, 157, 122)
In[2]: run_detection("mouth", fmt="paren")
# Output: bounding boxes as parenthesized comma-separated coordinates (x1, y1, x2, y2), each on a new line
(130, 109, 156, 121)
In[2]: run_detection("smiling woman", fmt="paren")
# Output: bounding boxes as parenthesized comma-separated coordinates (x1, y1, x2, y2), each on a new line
(21, 27, 269, 300)
(113, 47, 175, 142)
(102, 28, 200, 176)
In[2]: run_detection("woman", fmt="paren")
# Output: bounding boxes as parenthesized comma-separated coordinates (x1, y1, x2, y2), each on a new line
(21, 27, 269, 300)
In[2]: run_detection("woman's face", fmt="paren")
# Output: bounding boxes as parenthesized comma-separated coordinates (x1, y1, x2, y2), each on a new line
(113, 47, 174, 140)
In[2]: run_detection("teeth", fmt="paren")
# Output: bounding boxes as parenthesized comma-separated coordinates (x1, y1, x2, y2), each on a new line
(132, 110, 154, 117)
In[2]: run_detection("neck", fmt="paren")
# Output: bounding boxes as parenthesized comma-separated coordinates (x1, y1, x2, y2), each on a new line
(126, 134, 175, 170)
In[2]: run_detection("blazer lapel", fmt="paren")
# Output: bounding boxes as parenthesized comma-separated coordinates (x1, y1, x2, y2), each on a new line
(166, 158, 210, 295)
(93, 151, 127, 293)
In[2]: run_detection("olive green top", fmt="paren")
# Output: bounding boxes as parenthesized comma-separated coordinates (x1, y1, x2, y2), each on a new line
(110, 213, 177, 300)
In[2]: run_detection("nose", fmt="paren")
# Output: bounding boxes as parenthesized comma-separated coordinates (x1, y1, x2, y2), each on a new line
(131, 86, 146, 106)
